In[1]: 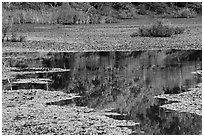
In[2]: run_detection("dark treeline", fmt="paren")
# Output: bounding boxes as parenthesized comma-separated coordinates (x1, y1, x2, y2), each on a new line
(3, 2, 202, 14)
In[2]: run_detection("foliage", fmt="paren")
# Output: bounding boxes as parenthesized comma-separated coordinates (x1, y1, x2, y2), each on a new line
(173, 8, 197, 18)
(139, 2, 169, 14)
(2, 9, 13, 41)
(2, 9, 26, 42)
(57, 4, 77, 25)
(19, 35, 27, 42)
(11, 32, 18, 42)
(131, 20, 185, 37)
(2, 8, 27, 43)
(2, 2, 201, 26)
(132, 2, 201, 15)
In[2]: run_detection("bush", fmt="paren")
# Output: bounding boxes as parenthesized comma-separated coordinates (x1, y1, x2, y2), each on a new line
(19, 35, 27, 42)
(173, 26, 185, 35)
(173, 8, 197, 18)
(137, 5, 148, 15)
(2, 9, 26, 42)
(2, 9, 13, 41)
(131, 20, 185, 37)
(57, 4, 77, 24)
(11, 32, 18, 42)
(2, 21, 11, 41)
(10, 34, 27, 42)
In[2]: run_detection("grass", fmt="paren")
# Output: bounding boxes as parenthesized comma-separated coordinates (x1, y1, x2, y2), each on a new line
(130, 20, 185, 37)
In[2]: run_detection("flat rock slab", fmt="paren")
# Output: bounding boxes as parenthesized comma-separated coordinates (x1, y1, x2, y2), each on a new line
(12, 78, 52, 84)
(9, 68, 70, 75)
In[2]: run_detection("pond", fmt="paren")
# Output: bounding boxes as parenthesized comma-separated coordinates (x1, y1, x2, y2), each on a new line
(3, 50, 202, 135)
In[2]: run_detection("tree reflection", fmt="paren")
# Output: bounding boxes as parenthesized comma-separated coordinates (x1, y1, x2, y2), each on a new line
(66, 50, 201, 134)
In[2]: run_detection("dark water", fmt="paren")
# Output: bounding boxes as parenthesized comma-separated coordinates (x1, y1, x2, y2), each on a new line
(3, 50, 202, 134)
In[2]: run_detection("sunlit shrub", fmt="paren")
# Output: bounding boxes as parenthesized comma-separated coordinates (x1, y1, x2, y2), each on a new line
(173, 8, 197, 18)
(131, 20, 185, 37)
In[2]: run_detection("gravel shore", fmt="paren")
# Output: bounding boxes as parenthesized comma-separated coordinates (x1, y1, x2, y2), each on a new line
(2, 89, 138, 135)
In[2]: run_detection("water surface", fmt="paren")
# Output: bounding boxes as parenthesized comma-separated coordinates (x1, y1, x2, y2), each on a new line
(3, 50, 202, 134)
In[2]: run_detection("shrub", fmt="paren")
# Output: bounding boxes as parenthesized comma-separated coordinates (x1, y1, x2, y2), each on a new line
(11, 32, 18, 42)
(173, 8, 197, 18)
(57, 4, 77, 24)
(131, 20, 185, 37)
(173, 26, 185, 35)
(148, 20, 173, 37)
(19, 35, 27, 42)
(2, 10, 13, 41)
(2, 21, 11, 41)
(137, 5, 148, 15)
(11, 34, 27, 42)
(2, 9, 27, 42)
(104, 16, 118, 24)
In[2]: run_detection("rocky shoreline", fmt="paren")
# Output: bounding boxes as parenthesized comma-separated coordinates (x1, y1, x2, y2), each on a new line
(2, 89, 138, 135)
(2, 39, 201, 53)
(155, 70, 202, 116)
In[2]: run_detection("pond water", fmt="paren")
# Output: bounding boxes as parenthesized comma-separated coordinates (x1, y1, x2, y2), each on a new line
(3, 50, 202, 135)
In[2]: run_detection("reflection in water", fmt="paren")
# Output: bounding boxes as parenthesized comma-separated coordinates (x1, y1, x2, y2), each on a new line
(129, 104, 202, 135)
(4, 50, 202, 134)
(67, 50, 201, 105)
(66, 50, 201, 135)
